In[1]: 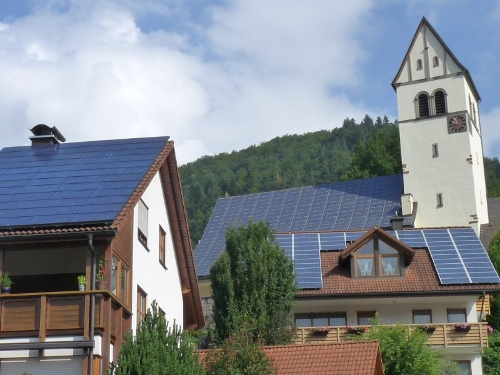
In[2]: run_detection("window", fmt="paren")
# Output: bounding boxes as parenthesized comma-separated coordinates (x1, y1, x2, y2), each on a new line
(434, 90, 446, 115)
(295, 312, 347, 327)
(418, 93, 429, 117)
(137, 287, 147, 327)
(413, 310, 432, 324)
(433, 56, 439, 67)
(357, 311, 376, 325)
(111, 255, 130, 306)
(455, 361, 471, 375)
(447, 308, 467, 323)
(353, 238, 401, 278)
(159, 225, 166, 267)
(138, 199, 148, 247)
(437, 193, 443, 207)
(432, 143, 439, 157)
(416, 59, 423, 70)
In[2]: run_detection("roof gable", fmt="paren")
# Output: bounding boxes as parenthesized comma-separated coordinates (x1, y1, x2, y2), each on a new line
(392, 17, 480, 101)
(340, 227, 415, 266)
(0, 136, 169, 229)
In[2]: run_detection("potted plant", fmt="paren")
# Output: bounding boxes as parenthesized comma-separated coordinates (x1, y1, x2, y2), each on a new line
(310, 327, 330, 336)
(96, 256, 107, 290)
(1, 272, 12, 294)
(416, 324, 437, 334)
(77, 275, 86, 291)
(454, 323, 471, 332)
(346, 326, 367, 335)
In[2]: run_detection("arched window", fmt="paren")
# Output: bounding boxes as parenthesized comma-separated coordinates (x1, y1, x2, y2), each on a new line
(418, 93, 429, 117)
(434, 90, 446, 115)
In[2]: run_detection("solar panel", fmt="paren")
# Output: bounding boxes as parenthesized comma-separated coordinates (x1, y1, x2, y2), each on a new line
(0, 136, 169, 228)
(194, 175, 407, 277)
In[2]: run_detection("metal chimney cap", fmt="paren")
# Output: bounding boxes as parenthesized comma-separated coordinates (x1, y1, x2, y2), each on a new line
(29, 124, 66, 143)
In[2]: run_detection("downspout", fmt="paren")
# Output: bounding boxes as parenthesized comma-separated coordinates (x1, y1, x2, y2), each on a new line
(88, 234, 96, 375)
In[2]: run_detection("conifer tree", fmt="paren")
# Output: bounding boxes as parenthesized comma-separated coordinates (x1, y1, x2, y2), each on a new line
(108, 301, 205, 375)
(210, 221, 296, 345)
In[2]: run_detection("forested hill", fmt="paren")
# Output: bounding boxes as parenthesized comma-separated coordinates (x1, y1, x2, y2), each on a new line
(179, 115, 500, 247)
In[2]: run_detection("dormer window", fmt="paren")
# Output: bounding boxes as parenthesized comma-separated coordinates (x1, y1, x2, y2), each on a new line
(340, 227, 414, 280)
(353, 238, 401, 278)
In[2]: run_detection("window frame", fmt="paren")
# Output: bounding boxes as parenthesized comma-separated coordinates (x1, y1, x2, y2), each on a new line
(138, 199, 149, 248)
(455, 360, 471, 375)
(111, 254, 131, 307)
(294, 312, 347, 327)
(433, 56, 439, 67)
(433, 89, 446, 115)
(417, 92, 430, 118)
(447, 308, 467, 323)
(137, 286, 147, 328)
(357, 311, 376, 326)
(432, 143, 439, 157)
(352, 237, 401, 279)
(437, 193, 443, 207)
(416, 59, 423, 70)
(159, 225, 166, 267)
(412, 309, 432, 324)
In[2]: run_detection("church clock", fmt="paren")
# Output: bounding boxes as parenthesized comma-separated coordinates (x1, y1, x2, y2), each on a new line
(447, 114, 467, 134)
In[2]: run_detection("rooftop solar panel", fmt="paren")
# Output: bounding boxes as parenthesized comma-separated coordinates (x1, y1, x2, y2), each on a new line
(195, 174, 406, 277)
(0, 136, 169, 228)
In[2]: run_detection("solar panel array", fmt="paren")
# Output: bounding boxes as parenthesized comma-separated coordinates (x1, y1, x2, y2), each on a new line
(0, 136, 169, 227)
(195, 174, 406, 276)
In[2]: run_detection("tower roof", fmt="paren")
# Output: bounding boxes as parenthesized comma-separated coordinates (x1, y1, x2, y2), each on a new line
(392, 17, 481, 102)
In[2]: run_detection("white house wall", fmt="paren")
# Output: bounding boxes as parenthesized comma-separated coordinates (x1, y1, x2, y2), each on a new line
(132, 172, 184, 332)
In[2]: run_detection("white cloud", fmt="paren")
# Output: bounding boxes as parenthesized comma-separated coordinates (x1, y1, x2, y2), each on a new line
(481, 107, 500, 159)
(0, 0, 383, 164)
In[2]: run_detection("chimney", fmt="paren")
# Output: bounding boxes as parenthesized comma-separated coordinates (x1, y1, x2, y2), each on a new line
(29, 124, 66, 145)
(390, 216, 404, 231)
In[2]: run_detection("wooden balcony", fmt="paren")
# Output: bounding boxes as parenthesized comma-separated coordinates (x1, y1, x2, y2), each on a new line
(0, 291, 116, 342)
(295, 323, 489, 348)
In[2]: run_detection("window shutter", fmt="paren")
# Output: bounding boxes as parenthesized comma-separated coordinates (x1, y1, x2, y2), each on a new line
(138, 200, 148, 238)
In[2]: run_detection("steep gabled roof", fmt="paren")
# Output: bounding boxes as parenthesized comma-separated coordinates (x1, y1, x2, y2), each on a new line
(391, 17, 480, 101)
(0, 136, 170, 230)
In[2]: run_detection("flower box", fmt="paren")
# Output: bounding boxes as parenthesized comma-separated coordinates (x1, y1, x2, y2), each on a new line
(309, 327, 329, 335)
(416, 324, 436, 334)
(346, 326, 367, 335)
(454, 323, 471, 332)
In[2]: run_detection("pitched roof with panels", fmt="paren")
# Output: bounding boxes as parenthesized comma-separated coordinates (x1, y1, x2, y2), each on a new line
(195, 174, 408, 277)
(0, 136, 169, 230)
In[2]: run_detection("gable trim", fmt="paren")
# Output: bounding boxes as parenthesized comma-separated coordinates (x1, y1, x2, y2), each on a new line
(391, 17, 481, 102)
(340, 227, 415, 266)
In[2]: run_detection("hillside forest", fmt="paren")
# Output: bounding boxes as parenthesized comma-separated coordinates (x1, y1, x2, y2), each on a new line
(179, 115, 500, 247)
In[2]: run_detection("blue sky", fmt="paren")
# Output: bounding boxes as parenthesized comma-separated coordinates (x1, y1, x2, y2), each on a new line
(0, 0, 499, 164)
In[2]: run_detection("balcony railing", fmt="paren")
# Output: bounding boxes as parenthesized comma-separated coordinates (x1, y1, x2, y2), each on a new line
(295, 323, 489, 348)
(0, 291, 112, 341)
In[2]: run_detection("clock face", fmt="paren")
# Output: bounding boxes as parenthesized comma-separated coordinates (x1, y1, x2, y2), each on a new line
(447, 114, 467, 134)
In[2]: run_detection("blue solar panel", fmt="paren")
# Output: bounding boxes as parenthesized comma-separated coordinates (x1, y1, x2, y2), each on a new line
(0, 136, 169, 228)
(195, 175, 406, 277)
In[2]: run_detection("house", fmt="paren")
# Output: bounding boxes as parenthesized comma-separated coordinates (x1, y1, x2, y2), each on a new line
(200, 341, 385, 375)
(194, 18, 500, 375)
(0, 125, 204, 374)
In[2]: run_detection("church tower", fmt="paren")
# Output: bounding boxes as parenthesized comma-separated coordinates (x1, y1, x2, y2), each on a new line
(393, 17, 488, 234)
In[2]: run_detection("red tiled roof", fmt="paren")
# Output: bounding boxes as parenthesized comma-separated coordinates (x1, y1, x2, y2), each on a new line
(297, 249, 500, 297)
(0, 225, 113, 237)
(264, 341, 383, 375)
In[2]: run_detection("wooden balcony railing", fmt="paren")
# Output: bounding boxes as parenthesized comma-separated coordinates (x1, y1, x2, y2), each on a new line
(0, 291, 109, 341)
(295, 323, 489, 348)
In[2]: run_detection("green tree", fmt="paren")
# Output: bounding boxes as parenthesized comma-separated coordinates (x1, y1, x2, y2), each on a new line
(364, 317, 459, 375)
(484, 331, 500, 375)
(341, 126, 401, 181)
(210, 221, 296, 345)
(108, 301, 205, 375)
(204, 328, 275, 375)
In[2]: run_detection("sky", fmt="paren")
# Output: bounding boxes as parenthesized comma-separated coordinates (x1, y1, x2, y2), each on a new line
(0, 0, 499, 165)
